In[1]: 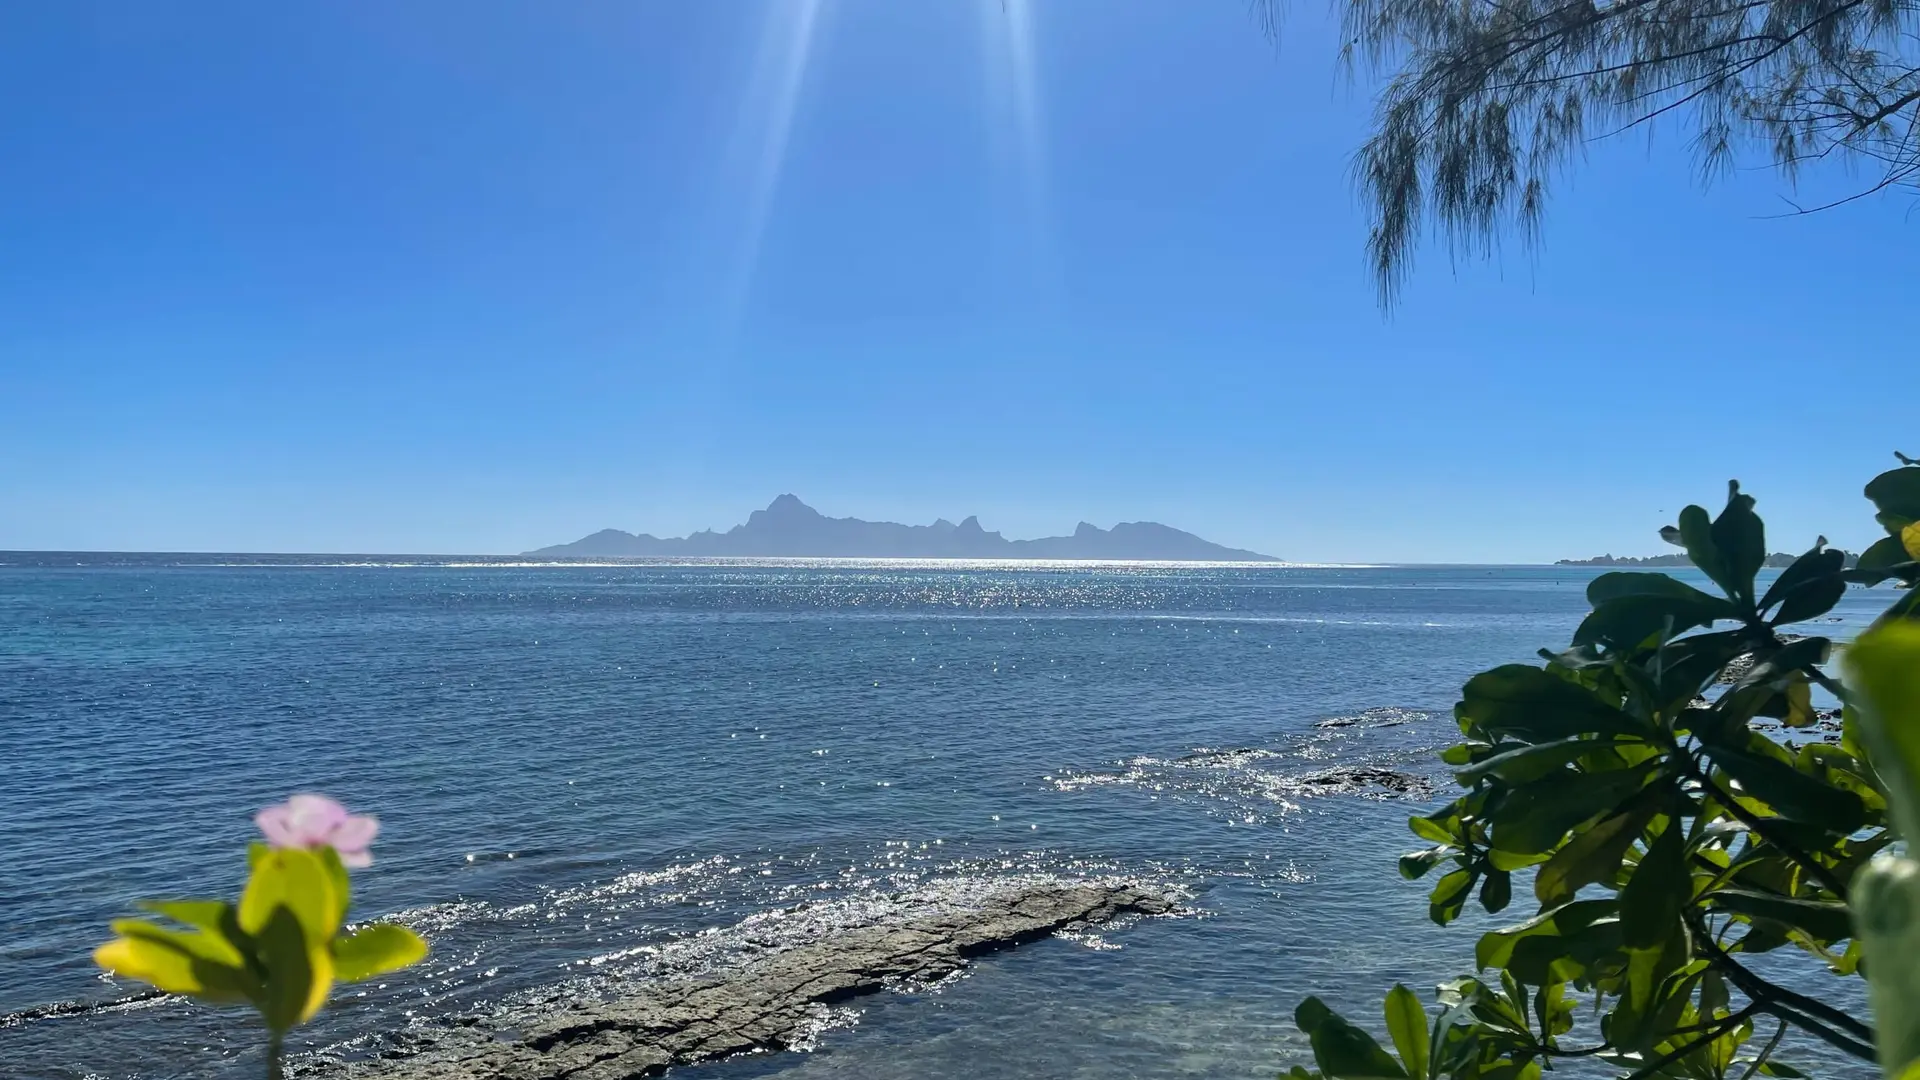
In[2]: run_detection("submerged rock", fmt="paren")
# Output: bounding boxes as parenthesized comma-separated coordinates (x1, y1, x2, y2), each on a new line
(1715, 634, 1810, 685)
(297, 882, 1174, 1080)
(1297, 766, 1434, 799)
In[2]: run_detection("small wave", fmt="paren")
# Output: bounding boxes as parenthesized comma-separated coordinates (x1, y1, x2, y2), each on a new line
(0, 989, 169, 1030)
(1052, 710, 1441, 817)
(1314, 706, 1429, 729)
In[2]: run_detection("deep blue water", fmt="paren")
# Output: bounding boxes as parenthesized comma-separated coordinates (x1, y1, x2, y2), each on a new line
(0, 558, 1884, 1078)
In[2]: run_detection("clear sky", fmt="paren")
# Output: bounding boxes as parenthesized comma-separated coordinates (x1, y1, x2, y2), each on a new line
(0, 1, 1908, 562)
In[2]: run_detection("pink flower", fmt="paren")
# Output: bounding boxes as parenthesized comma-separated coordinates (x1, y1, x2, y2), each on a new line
(254, 794, 380, 868)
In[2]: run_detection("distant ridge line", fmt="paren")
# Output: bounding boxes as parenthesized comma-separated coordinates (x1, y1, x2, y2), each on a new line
(527, 495, 1277, 562)
(1556, 551, 1859, 568)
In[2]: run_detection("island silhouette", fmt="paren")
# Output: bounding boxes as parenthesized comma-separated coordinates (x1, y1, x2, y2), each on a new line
(527, 495, 1276, 561)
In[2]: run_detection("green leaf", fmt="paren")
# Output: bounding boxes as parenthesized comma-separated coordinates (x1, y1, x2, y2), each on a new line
(1586, 572, 1728, 608)
(137, 899, 233, 931)
(1706, 888, 1852, 942)
(1758, 545, 1842, 614)
(1709, 483, 1765, 606)
(1485, 848, 1551, 872)
(93, 923, 258, 1003)
(1619, 820, 1688, 949)
(317, 846, 352, 930)
(1576, 572, 1740, 652)
(1610, 947, 1660, 1046)
(1699, 968, 1728, 1019)
(109, 918, 246, 970)
(94, 922, 255, 999)
(1866, 466, 1920, 522)
(332, 923, 428, 982)
(1770, 572, 1846, 627)
(1479, 870, 1513, 914)
(1456, 736, 1634, 786)
(1847, 536, 1917, 585)
(1383, 985, 1431, 1080)
(1456, 666, 1642, 742)
(1429, 869, 1476, 925)
(1653, 629, 1760, 706)
(1573, 594, 1739, 652)
(1779, 675, 1816, 729)
(253, 904, 332, 1032)
(1705, 742, 1867, 833)
(1676, 505, 1735, 602)
(1505, 919, 1623, 987)
(1400, 846, 1449, 880)
(1295, 996, 1409, 1080)
(1408, 813, 1455, 844)
(1843, 621, 1920, 840)
(240, 847, 343, 943)
(1534, 798, 1657, 905)
(1489, 763, 1663, 854)
(1734, 637, 1831, 689)
(1476, 899, 1617, 971)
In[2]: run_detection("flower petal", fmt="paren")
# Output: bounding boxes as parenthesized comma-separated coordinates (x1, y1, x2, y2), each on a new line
(254, 804, 300, 848)
(285, 794, 349, 845)
(337, 847, 373, 868)
(327, 815, 379, 852)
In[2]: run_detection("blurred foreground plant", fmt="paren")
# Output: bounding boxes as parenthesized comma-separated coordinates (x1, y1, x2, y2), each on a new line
(1287, 458, 1920, 1080)
(1844, 625, 1920, 1080)
(94, 794, 427, 1078)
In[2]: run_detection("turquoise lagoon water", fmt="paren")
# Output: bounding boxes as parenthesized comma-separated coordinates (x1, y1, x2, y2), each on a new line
(0, 558, 1885, 1078)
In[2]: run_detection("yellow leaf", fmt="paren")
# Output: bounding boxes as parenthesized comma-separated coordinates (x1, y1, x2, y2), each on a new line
(111, 919, 246, 969)
(94, 936, 204, 995)
(93, 932, 253, 1003)
(240, 847, 341, 942)
(332, 924, 428, 982)
(1782, 674, 1816, 728)
(1905, 521, 1920, 562)
(301, 941, 334, 1024)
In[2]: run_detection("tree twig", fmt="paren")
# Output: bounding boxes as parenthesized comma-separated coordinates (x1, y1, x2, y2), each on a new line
(1687, 762, 1851, 900)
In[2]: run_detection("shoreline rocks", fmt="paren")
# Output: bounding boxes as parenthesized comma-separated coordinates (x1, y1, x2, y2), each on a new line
(297, 882, 1174, 1080)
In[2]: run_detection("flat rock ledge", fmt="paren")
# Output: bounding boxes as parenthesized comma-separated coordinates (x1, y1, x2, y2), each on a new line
(301, 883, 1173, 1080)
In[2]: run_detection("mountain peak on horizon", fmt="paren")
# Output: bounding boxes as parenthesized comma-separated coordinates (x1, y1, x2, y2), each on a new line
(526, 498, 1274, 561)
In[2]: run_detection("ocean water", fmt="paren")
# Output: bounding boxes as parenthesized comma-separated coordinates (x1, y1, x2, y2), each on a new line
(0, 558, 1885, 1079)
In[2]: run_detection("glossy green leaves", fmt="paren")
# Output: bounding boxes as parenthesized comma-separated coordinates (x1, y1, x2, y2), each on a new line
(1846, 621, 1920, 837)
(1575, 573, 1739, 651)
(1289, 471, 1920, 1080)
(1296, 996, 1410, 1079)
(1455, 666, 1640, 742)
(1618, 821, 1687, 949)
(1487, 763, 1663, 855)
(94, 843, 426, 1035)
(1669, 484, 1765, 610)
(1761, 546, 1848, 625)
(1851, 466, 1920, 587)
(1384, 985, 1431, 1080)
(1845, 621, 1920, 1080)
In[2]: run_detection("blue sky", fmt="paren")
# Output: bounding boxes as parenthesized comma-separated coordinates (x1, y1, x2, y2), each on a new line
(0, 1, 1908, 561)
